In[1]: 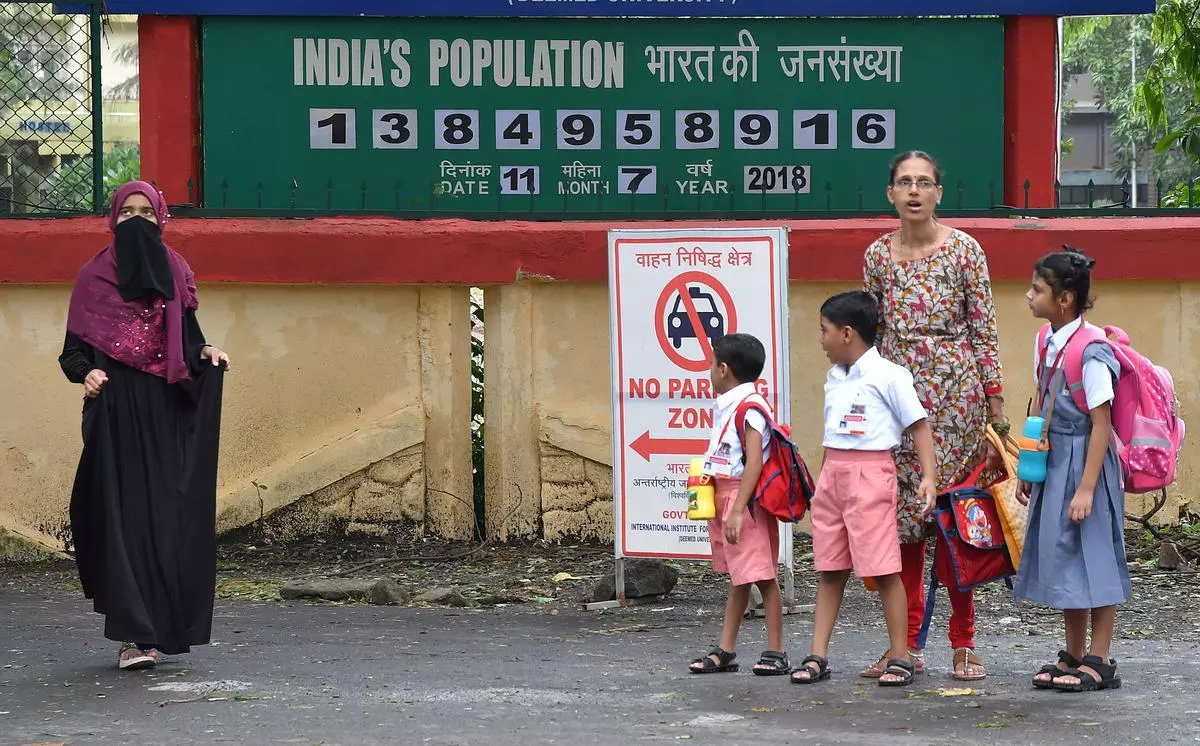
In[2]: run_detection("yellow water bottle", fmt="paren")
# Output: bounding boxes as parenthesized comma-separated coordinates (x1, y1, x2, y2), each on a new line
(686, 457, 716, 520)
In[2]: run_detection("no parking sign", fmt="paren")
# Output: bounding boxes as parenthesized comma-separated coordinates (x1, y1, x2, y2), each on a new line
(607, 228, 791, 564)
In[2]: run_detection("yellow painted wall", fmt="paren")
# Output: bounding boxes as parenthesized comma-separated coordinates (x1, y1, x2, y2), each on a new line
(485, 279, 1197, 541)
(0, 283, 474, 555)
(1, 277, 1191, 555)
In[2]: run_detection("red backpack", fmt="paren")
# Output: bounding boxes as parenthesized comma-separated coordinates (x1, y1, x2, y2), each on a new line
(723, 397, 816, 523)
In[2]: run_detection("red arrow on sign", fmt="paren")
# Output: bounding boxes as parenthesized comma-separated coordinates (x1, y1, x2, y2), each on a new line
(629, 431, 710, 462)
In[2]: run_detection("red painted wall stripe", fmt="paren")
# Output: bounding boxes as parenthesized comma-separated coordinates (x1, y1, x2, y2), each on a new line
(2, 217, 1198, 285)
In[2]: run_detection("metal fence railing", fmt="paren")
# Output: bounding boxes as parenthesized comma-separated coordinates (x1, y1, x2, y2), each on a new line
(166, 174, 1200, 221)
(0, 1, 101, 215)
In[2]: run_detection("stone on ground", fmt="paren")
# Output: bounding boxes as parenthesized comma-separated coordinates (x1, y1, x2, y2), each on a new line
(590, 558, 679, 602)
(413, 586, 470, 607)
(280, 578, 409, 604)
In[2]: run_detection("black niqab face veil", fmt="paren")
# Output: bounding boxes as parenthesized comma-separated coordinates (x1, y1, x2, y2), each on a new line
(114, 216, 175, 302)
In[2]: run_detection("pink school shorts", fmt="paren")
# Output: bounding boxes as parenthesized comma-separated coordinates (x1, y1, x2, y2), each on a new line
(811, 448, 902, 578)
(707, 477, 780, 586)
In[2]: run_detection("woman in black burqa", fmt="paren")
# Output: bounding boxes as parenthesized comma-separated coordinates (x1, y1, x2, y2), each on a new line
(58, 180, 230, 671)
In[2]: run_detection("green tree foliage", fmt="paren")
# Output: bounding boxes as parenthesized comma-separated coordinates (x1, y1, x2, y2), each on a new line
(105, 39, 138, 101)
(0, 5, 39, 110)
(1064, 13, 1193, 193)
(1138, 0, 1200, 162)
(1, 5, 111, 212)
(41, 143, 141, 212)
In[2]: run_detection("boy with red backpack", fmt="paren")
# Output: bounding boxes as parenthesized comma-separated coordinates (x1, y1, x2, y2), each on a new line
(688, 333, 801, 677)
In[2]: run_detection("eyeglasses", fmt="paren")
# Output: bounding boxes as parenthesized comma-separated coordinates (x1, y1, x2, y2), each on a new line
(892, 178, 939, 191)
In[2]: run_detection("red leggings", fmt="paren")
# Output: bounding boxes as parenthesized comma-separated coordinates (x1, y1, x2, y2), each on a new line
(900, 540, 976, 650)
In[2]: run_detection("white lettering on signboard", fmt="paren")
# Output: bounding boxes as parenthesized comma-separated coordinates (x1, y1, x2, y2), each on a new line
(607, 227, 791, 562)
(777, 37, 903, 84)
(436, 159, 494, 195)
(645, 28, 760, 84)
(428, 38, 624, 88)
(294, 38, 411, 87)
(290, 32, 905, 91)
(293, 36, 624, 89)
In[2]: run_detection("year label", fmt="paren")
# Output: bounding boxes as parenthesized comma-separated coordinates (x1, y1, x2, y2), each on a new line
(743, 165, 811, 195)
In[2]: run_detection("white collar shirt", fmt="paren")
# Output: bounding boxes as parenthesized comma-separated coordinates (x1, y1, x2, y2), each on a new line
(822, 347, 927, 450)
(703, 382, 772, 479)
(1033, 316, 1115, 410)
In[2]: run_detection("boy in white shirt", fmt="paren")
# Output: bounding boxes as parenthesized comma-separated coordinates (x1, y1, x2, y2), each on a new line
(688, 333, 790, 677)
(791, 291, 937, 688)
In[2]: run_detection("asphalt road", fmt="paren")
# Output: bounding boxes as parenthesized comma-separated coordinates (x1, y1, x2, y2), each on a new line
(3, 578, 1197, 745)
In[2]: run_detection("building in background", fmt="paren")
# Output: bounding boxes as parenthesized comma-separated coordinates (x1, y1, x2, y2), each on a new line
(101, 14, 138, 148)
(1058, 69, 1149, 207)
(0, 7, 137, 214)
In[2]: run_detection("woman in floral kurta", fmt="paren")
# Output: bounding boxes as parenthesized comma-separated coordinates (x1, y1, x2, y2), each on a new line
(862, 151, 1005, 682)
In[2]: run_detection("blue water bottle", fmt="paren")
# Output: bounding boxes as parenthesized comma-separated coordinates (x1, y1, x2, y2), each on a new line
(1016, 416, 1050, 483)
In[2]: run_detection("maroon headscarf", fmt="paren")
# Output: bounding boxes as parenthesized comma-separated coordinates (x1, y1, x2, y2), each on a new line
(66, 180, 199, 383)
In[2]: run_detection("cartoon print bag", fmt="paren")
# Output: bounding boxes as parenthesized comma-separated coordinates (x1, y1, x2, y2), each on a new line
(931, 463, 1016, 593)
(915, 431, 1022, 647)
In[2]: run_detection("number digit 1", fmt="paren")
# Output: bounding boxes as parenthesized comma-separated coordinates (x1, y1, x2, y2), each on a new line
(318, 112, 347, 144)
(800, 113, 828, 146)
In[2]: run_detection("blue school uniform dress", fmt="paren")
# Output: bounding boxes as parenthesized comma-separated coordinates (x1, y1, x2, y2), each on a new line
(1014, 318, 1132, 609)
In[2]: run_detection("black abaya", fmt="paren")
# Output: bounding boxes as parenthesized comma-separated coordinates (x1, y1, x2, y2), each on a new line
(59, 309, 225, 655)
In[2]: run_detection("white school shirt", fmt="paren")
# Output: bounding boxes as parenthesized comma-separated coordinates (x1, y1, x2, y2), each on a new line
(1033, 316, 1114, 410)
(822, 347, 928, 450)
(702, 382, 772, 479)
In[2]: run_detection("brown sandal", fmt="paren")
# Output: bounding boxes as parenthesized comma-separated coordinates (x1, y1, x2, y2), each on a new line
(117, 643, 155, 671)
(953, 647, 987, 681)
(861, 650, 924, 678)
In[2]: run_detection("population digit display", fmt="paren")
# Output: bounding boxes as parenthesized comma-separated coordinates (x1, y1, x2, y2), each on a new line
(201, 17, 1004, 214)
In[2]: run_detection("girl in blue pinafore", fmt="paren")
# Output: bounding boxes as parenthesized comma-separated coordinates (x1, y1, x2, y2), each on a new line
(1015, 247, 1131, 693)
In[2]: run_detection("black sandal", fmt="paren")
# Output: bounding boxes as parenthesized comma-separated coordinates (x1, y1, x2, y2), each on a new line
(752, 650, 791, 676)
(790, 655, 831, 684)
(1033, 649, 1081, 690)
(878, 658, 916, 687)
(1051, 655, 1121, 692)
(689, 647, 739, 674)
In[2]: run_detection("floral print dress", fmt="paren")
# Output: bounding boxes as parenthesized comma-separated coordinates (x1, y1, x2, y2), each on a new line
(864, 229, 1003, 543)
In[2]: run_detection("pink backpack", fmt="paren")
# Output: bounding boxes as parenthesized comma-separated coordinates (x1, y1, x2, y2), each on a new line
(1038, 322, 1185, 493)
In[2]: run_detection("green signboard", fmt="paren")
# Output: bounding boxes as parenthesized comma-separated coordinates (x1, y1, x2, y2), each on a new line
(201, 18, 1004, 214)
